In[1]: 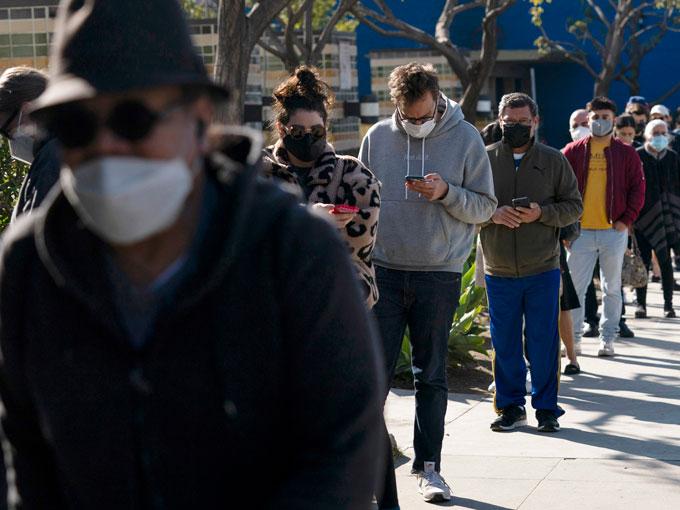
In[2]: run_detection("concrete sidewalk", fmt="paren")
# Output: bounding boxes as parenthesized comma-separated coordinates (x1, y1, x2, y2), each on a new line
(384, 282, 680, 509)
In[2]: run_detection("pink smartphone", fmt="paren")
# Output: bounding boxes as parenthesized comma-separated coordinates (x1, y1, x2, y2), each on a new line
(330, 204, 360, 215)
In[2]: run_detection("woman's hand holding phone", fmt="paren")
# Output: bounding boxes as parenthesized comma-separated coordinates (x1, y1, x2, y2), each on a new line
(312, 203, 357, 229)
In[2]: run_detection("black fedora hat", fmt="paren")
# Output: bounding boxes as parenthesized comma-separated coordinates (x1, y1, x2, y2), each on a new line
(32, 0, 229, 115)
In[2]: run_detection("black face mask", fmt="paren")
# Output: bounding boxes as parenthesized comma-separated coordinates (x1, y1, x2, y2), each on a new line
(283, 134, 326, 163)
(502, 123, 532, 148)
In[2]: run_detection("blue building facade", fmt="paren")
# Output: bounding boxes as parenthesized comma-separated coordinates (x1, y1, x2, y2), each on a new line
(357, 0, 680, 148)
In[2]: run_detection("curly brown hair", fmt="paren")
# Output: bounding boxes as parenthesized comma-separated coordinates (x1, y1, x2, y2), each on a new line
(272, 66, 334, 125)
(388, 62, 439, 110)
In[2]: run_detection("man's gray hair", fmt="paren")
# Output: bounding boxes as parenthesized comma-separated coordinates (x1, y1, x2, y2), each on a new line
(498, 92, 539, 118)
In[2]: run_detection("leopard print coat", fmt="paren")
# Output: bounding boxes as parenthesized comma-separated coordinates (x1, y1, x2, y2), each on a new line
(261, 140, 381, 308)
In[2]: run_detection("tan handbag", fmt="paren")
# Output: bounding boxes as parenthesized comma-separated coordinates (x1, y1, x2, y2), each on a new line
(621, 234, 648, 289)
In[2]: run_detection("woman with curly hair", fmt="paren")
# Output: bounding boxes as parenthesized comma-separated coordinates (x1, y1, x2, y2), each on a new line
(262, 66, 381, 310)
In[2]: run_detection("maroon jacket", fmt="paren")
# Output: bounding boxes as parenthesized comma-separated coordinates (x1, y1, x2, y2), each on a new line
(562, 136, 645, 227)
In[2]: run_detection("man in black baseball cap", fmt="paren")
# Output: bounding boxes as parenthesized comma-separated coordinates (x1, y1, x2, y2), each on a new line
(0, 1, 384, 508)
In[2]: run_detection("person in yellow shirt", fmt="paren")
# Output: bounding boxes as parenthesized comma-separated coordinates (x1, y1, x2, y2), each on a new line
(562, 97, 646, 358)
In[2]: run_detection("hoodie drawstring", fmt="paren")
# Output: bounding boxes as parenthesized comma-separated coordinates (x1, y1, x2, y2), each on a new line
(405, 135, 410, 199)
(404, 135, 427, 199)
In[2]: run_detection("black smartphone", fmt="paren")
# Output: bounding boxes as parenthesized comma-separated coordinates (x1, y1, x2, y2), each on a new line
(405, 175, 426, 182)
(512, 196, 531, 208)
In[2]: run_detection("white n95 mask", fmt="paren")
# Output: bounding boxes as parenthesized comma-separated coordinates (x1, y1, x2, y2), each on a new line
(401, 118, 436, 139)
(61, 156, 193, 245)
(569, 126, 590, 142)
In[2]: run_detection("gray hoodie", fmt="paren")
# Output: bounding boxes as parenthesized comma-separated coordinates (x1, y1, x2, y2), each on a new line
(359, 94, 497, 273)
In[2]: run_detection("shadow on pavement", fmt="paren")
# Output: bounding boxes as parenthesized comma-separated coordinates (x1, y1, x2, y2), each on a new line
(451, 498, 513, 510)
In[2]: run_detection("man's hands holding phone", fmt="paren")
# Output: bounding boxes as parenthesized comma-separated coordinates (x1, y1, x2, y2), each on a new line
(405, 173, 449, 201)
(491, 200, 542, 228)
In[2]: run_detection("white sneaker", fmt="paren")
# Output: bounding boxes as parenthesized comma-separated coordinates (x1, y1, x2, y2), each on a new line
(525, 371, 532, 395)
(416, 462, 452, 502)
(487, 380, 496, 392)
(597, 340, 615, 357)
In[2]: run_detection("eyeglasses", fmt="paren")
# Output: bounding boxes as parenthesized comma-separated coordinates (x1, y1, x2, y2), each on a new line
(42, 99, 187, 149)
(398, 106, 436, 125)
(283, 124, 326, 140)
(0, 108, 20, 139)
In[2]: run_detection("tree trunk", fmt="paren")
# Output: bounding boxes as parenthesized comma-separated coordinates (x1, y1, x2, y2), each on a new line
(214, 0, 293, 124)
(215, 45, 252, 124)
(460, 88, 480, 125)
(214, 2, 250, 123)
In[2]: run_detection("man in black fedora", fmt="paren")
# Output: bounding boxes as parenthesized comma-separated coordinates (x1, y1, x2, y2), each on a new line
(0, 1, 384, 508)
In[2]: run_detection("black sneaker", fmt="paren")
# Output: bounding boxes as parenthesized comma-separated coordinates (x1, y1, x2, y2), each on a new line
(619, 320, 634, 338)
(665, 308, 677, 318)
(536, 410, 560, 433)
(564, 363, 580, 375)
(582, 322, 599, 338)
(635, 305, 647, 319)
(490, 405, 527, 432)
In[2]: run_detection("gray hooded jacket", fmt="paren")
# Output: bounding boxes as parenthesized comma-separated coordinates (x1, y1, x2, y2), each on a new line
(359, 94, 497, 273)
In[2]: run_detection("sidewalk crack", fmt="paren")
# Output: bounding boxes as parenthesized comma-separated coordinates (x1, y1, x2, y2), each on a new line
(516, 458, 563, 509)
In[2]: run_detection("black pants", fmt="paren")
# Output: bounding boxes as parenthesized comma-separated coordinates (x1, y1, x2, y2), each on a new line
(373, 267, 461, 473)
(635, 232, 674, 309)
(585, 261, 627, 323)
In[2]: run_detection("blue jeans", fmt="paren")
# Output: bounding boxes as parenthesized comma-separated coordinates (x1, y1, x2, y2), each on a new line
(567, 228, 628, 343)
(485, 269, 564, 416)
(373, 266, 461, 472)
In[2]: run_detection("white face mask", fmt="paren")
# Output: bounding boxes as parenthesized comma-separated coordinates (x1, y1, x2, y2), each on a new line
(61, 156, 194, 245)
(570, 126, 590, 142)
(401, 117, 436, 139)
(9, 110, 35, 164)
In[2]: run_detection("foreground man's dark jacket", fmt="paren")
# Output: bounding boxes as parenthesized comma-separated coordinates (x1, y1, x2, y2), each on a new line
(0, 134, 385, 509)
(481, 140, 583, 277)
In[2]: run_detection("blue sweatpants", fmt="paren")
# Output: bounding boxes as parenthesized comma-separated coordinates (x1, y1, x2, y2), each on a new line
(485, 269, 564, 417)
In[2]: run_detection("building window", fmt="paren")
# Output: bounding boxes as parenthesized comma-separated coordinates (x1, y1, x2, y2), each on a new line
(201, 25, 212, 34)
(34, 7, 47, 19)
(10, 8, 32, 20)
(48, 7, 58, 18)
(12, 46, 34, 58)
(0, 9, 8, 20)
(11, 34, 33, 45)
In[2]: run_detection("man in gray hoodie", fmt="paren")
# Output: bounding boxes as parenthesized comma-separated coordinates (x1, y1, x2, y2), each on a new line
(359, 62, 496, 504)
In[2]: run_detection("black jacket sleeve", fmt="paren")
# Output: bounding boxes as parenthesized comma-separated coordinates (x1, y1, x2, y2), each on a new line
(11, 139, 61, 223)
(0, 224, 67, 509)
(268, 207, 385, 510)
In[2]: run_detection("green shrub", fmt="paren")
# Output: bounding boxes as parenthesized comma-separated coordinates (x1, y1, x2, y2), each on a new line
(0, 139, 27, 232)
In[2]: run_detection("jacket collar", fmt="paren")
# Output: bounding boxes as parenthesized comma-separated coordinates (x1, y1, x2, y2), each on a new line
(33, 128, 284, 343)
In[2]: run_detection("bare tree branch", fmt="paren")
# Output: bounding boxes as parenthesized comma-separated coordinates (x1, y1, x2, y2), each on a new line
(585, 0, 611, 29)
(653, 81, 680, 104)
(310, 0, 359, 65)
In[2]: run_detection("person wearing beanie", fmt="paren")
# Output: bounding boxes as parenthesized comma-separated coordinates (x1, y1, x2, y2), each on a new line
(0, 1, 384, 508)
(625, 95, 649, 146)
